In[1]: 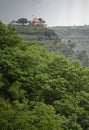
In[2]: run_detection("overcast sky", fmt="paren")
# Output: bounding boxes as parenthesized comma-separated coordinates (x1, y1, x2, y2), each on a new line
(0, 0, 89, 26)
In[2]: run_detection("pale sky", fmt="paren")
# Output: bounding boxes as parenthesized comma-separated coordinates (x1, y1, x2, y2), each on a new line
(0, 0, 89, 26)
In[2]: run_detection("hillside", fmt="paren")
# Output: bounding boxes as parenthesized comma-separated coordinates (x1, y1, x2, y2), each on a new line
(13, 24, 89, 66)
(0, 21, 89, 130)
(13, 24, 60, 43)
(51, 25, 89, 66)
(51, 25, 89, 53)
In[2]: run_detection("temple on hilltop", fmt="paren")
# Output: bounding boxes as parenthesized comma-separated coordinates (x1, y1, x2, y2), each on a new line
(32, 17, 40, 25)
(9, 17, 46, 26)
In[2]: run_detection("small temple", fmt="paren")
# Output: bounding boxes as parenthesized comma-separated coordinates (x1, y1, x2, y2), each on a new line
(10, 17, 45, 26)
(32, 18, 40, 25)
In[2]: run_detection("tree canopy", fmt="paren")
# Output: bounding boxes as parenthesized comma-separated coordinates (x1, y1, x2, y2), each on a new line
(0, 21, 89, 130)
(16, 18, 28, 25)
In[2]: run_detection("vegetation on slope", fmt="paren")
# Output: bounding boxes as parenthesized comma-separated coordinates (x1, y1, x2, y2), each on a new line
(51, 25, 89, 66)
(13, 24, 60, 42)
(12, 23, 89, 66)
(51, 25, 89, 43)
(0, 21, 89, 130)
(10, 23, 89, 66)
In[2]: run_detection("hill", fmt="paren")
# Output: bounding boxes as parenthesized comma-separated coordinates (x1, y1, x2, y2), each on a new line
(13, 24, 75, 56)
(0, 21, 89, 130)
(51, 25, 89, 52)
(13, 24, 89, 66)
(13, 24, 60, 43)
(51, 25, 89, 66)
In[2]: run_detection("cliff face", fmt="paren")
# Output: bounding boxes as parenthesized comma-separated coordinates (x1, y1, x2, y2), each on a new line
(14, 24, 60, 43)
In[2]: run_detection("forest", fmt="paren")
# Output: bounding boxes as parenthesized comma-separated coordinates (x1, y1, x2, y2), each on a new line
(0, 21, 89, 130)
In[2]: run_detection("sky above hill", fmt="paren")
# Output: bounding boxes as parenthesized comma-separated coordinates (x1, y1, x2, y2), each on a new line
(0, 0, 89, 26)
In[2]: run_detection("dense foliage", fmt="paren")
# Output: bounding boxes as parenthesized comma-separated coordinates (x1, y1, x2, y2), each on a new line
(16, 18, 28, 25)
(0, 21, 89, 130)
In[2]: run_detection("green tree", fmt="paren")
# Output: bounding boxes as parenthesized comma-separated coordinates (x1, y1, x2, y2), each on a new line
(16, 18, 28, 25)
(38, 18, 45, 24)
(0, 21, 89, 130)
(0, 98, 15, 130)
(0, 22, 21, 49)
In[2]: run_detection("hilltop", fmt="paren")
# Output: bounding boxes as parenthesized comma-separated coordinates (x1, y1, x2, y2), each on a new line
(13, 24, 60, 43)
